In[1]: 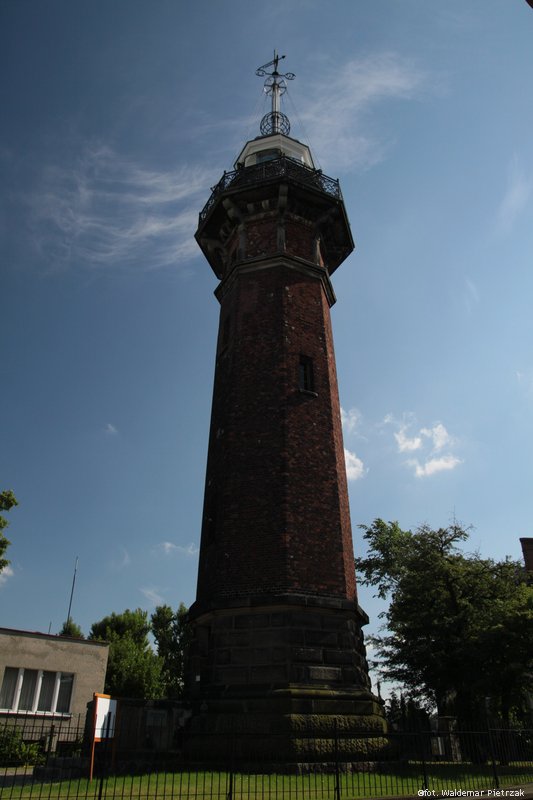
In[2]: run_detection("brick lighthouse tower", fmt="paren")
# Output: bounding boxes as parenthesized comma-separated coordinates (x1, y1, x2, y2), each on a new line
(187, 55, 384, 753)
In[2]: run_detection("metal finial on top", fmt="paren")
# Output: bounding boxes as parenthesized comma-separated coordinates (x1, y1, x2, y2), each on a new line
(256, 51, 294, 136)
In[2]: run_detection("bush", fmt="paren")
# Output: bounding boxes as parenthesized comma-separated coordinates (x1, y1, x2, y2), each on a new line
(0, 726, 44, 766)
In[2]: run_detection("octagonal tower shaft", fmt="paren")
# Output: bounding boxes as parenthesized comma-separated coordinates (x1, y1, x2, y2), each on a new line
(196, 254, 356, 608)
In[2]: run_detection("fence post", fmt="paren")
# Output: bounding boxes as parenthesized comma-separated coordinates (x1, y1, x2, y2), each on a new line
(227, 729, 234, 800)
(334, 718, 341, 800)
(97, 711, 113, 800)
(46, 723, 55, 764)
(486, 728, 500, 790)
(420, 731, 429, 791)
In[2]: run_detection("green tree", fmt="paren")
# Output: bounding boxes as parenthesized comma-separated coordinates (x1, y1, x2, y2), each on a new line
(151, 603, 190, 699)
(385, 690, 430, 731)
(89, 609, 163, 699)
(357, 519, 533, 723)
(58, 619, 84, 638)
(0, 490, 18, 575)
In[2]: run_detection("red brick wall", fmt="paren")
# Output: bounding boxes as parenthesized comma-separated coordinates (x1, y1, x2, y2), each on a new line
(195, 254, 356, 604)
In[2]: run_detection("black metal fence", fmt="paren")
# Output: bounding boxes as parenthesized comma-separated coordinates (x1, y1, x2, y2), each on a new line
(1, 713, 532, 799)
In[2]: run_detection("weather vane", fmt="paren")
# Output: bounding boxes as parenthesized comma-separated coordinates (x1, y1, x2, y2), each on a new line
(256, 51, 294, 136)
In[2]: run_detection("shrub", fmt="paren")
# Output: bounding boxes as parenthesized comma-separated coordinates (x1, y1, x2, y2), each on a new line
(0, 726, 43, 766)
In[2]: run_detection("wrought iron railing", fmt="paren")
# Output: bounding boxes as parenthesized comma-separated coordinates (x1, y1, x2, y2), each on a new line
(2, 715, 533, 799)
(199, 156, 342, 225)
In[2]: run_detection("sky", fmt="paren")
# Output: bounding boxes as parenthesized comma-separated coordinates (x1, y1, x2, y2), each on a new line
(2, 0, 533, 687)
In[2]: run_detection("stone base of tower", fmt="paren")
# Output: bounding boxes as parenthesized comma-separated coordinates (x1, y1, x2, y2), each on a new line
(185, 596, 387, 764)
(185, 702, 387, 767)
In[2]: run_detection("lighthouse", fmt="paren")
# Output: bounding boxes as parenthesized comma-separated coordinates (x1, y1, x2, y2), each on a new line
(187, 55, 384, 754)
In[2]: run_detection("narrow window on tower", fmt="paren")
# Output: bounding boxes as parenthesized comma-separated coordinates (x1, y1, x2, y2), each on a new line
(298, 355, 315, 394)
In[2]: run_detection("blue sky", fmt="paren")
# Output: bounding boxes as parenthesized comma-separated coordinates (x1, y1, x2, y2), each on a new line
(2, 1, 533, 685)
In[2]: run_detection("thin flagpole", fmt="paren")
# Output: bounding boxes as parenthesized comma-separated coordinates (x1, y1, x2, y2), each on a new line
(66, 556, 79, 626)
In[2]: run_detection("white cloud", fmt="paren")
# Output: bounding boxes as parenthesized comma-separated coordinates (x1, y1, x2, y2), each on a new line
(341, 406, 362, 436)
(386, 413, 461, 478)
(409, 455, 462, 478)
(496, 155, 532, 235)
(344, 448, 366, 481)
(140, 587, 164, 607)
(158, 541, 199, 557)
(29, 143, 213, 272)
(394, 426, 423, 452)
(298, 54, 427, 172)
(420, 422, 451, 452)
(0, 565, 14, 587)
(105, 423, 118, 436)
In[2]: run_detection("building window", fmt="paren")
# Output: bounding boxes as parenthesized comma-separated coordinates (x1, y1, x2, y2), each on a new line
(298, 355, 315, 393)
(0, 667, 74, 714)
(255, 148, 281, 165)
(56, 672, 74, 713)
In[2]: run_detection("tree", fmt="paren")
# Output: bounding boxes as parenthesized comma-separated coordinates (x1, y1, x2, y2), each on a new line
(89, 609, 164, 699)
(385, 690, 430, 732)
(151, 603, 190, 699)
(357, 519, 533, 724)
(0, 490, 18, 575)
(58, 619, 84, 638)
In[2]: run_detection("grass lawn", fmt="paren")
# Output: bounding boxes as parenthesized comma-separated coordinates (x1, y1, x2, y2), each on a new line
(3, 764, 533, 799)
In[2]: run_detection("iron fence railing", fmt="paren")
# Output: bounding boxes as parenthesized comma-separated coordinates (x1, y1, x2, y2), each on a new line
(1, 713, 532, 799)
(199, 157, 342, 226)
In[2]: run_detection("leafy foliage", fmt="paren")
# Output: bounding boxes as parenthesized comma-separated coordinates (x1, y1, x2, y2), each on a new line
(151, 603, 190, 699)
(88, 604, 190, 700)
(89, 608, 164, 699)
(385, 690, 431, 731)
(90, 609, 152, 645)
(358, 519, 533, 722)
(0, 726, 43, 766)
(58, 619, 84, 638)
(0, 489, 18, 575)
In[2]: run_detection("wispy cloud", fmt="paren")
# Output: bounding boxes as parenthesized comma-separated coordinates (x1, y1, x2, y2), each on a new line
(420, 422, 451, 451)
(157, 541, 199, 557)
(24, 54, 428, 272)
(105, 423, 118, 436)
(29, 143, 213, 272)
(516, 368, 533, 399)
(341, 406, 362, 436)
(496, 155, 532, 235)
(385, 414, 461, 478)
(394, 426, 423, 452)
(0, 566, 14, 587)
(298, 54, 428, 172)
(344, 448, 366, 481)
(110, 547, 131, 570)
(409, 454, 462, 478)
(463, 277, 480, 315)
(140, 586, 165, 607)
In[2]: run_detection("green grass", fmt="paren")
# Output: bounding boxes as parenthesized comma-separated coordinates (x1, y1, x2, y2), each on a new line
(3, 764, 533, 799)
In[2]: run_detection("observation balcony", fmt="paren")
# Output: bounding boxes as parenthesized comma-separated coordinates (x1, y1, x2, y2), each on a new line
(199, 156, 343, 227)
